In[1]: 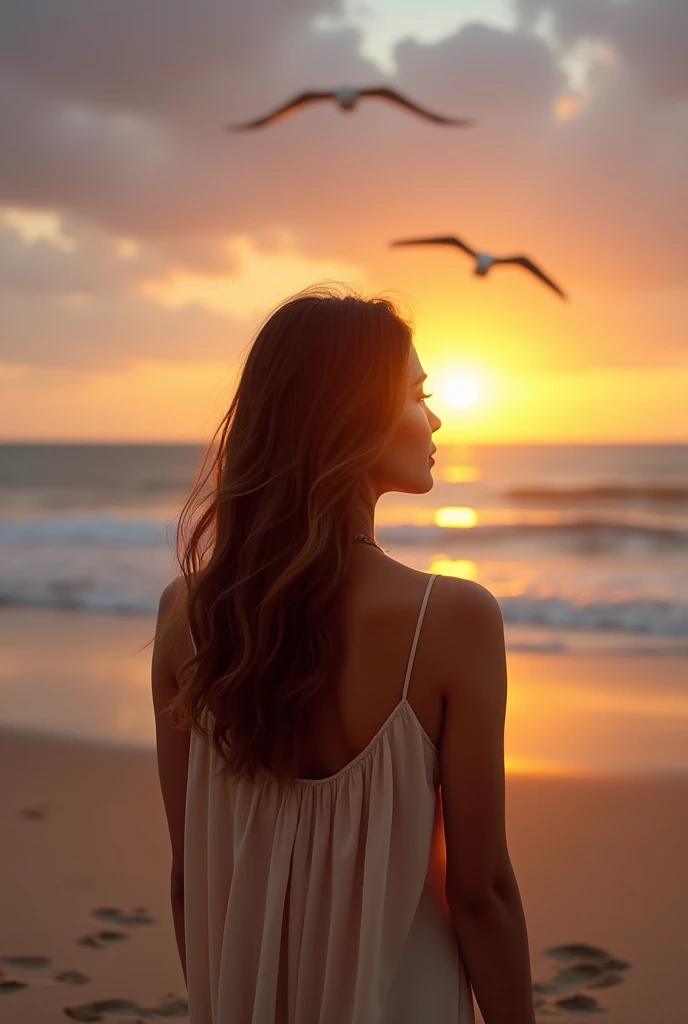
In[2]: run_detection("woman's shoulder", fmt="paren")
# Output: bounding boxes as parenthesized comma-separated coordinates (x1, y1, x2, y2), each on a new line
(158, 575, 187, 617)
(385, 557, 502, 622)
(376, 559, 504, 666)
(432, 573, 503, 623)
(417, 572, 506, 684)
(155, 576, 195, 668)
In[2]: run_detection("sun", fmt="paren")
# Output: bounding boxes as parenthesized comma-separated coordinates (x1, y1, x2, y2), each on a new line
(441, 374, 479, 409)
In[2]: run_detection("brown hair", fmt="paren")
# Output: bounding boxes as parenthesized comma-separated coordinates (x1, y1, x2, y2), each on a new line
(165, 286, 412, 779)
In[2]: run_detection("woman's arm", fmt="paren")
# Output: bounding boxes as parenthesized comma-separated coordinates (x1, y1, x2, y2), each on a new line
(439, 581, 536, 1024)
(152, 579, 191, 989)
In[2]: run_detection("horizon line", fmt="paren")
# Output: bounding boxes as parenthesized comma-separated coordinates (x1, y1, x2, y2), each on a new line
(1, 438, 687, 447)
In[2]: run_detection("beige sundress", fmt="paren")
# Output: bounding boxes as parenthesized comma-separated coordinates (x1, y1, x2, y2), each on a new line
(184, 572, 475, 1022)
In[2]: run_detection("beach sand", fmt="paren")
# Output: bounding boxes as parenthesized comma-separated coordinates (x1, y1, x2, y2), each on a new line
(1, 607, 687, 1021)
(1, 730, 686, 1022)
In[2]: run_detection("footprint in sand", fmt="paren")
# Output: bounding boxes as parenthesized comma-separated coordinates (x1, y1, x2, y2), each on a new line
(533, 943, 630, 1017)
(545, 944, 630, 971)
(63, 997, 141, 1021)
(1, 955, 53, 970)
(77, 907, 156, 950)
(555, 993, 606, 1016)
(77, 930, 129, 949)
(18, 804, 49, 821)
(0, 954, 53, 993)
(91, 907, 156, 929)
(1, 980, 30, 993)
(1, 963, 30, 994)
(63, 994, 188, 1020)
(56, 970, 91, 985)
(0, 956, 90, 994)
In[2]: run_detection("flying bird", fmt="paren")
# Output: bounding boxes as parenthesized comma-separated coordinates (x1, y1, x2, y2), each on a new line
(390, 235, 568, 301)
(226, 87, 475, 131)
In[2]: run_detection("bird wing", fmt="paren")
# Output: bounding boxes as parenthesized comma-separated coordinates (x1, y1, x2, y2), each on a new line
(363, 88, 475, 126)
(225, 91, 333, 131)
(496, 255, 568, 300)
(390, 235, 477, 258)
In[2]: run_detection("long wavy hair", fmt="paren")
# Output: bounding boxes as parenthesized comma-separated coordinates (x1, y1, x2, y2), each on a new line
(164, 286, 412, 780)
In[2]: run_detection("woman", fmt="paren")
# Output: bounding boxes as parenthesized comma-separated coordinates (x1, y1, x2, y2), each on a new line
(152, 288, 536, 1024)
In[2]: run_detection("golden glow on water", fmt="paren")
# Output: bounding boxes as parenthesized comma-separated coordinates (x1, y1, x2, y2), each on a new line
(490, 578, 529, 598)
(374, 506, 438, 527)
(428, 557, 477, 580)
(442, 464, 481, 483)
(434, 506, 478, 528)
(504, 755, 589, 776)
(0, 610, 687, 775)
(550, 684, 688, 720)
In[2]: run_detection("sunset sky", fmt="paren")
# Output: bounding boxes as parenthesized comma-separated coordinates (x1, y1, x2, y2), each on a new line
(1, 0, 686, 444)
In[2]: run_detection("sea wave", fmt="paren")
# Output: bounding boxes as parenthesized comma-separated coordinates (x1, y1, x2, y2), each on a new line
(0, 515, 174, 547)
(378, 521, 688, 553)
(0, 585, 155, 616)
(504, 484, 688, 504)
(499, 594, 688, 636)
(1, 578, 686, 637)
(1, 513, 688, 552)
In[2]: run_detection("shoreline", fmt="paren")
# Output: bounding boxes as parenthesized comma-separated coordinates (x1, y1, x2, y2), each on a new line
(1, 606, 687, 775)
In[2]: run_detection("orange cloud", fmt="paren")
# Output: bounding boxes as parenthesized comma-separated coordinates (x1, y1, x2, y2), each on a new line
(139, 235, 364, 320)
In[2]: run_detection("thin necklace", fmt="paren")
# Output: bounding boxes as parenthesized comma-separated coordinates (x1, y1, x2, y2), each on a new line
(352, 532, 387, 554)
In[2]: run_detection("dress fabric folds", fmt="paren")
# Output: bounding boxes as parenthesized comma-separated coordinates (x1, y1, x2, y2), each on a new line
(184, 573, 475, 1023)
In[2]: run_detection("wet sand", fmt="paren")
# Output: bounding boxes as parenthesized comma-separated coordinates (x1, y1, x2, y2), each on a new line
(1, 606, 687, 775)
(1, 727, 686, 1022)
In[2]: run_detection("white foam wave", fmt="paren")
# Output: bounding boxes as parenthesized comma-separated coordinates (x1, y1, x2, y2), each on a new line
(0, 515, 173, 547)
(1, 577, 685, 638)
(1, 514, 687, 553)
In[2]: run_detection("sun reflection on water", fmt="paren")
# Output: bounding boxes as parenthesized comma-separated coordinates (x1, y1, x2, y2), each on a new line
(434, 507, 478, 528)
(428, 557, 477, 580)
(441, 464, 481, 483)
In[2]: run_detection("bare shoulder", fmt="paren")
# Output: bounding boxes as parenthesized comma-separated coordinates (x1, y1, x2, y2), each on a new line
(158, 575, 188, 621)
(426, 575, 506, 693)
(154, 575, 193, 677)
(374, 558, 503, 639)
(432, 575, 503, 629)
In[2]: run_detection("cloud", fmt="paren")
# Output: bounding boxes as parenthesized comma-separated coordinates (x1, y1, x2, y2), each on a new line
(1, 287, 244, 371)
(0, 0, 342, 117)
(0, 0, 685, 385)
(0, 207, 77, 250)
(516, 0, 688, 99)
(139, 234, 364, 319)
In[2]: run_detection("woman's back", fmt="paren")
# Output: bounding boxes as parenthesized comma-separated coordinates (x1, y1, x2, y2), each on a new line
(292, 555, 448, 778)
(183, 562, 476, 1023)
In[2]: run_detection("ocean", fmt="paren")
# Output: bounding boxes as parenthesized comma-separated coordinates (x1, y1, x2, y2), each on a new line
(1, 442, 687, 656)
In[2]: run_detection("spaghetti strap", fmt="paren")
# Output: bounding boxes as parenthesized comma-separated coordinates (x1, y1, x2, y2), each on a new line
(188, 623, 197, 656)
(401, 573, 437, 701)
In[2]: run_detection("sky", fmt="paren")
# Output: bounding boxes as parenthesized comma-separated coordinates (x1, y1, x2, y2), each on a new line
(0, 0, 686, 443)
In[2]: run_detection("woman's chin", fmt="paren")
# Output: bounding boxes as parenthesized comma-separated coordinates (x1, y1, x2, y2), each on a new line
(415, 470, 436, 494)
(387, 469, 436, 495)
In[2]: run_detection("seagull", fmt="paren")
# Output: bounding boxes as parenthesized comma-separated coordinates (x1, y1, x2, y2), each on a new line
(390, 234, 568, 301)
(226, 87, 475, 131)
